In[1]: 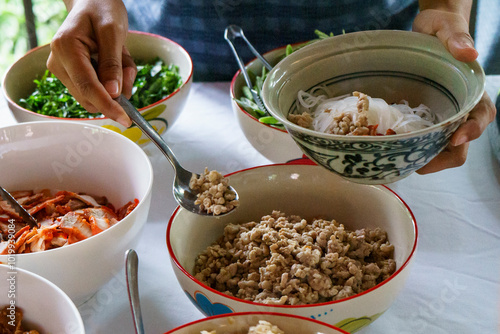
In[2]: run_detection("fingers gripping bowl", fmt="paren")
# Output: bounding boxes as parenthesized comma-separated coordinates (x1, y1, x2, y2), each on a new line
(167, 164, 417, 333)
(0, 121, 153, 305)
(261, 30, 485, 184)
(2, 31, 193, 147)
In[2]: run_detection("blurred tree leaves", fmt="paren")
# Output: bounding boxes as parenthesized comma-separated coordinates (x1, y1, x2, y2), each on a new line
(0, 0, 66, 78)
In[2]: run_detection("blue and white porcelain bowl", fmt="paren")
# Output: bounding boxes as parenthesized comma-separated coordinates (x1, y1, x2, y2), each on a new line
(262, 30, 485, 184)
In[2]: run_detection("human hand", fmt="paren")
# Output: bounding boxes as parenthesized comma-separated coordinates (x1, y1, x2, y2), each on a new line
(413, 9, 497, 174)
(46, 0, 135, 127)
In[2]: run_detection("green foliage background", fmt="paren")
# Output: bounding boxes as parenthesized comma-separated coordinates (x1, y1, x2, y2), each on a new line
(0, 0, 66, 79)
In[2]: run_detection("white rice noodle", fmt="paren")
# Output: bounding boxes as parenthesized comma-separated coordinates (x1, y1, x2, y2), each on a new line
(296, 90, 436, 135)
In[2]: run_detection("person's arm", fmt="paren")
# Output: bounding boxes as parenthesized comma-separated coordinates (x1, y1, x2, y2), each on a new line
(47, 0, 135, 127)
(414, 0, 497, 174)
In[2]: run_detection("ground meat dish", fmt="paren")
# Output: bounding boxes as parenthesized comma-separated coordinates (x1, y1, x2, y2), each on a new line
(201, 320, 284, 334)
(189, 168, 239, 215)
(194, 211, 396, 305)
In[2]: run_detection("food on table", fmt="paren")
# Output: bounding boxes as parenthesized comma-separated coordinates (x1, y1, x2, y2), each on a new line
(130, 57, 183, 108)
(0, 305, 40, 334)
(235, 30, 335, 130)
(289, 90, 436, 135)
(194, 210, 396, 305)
(0, 189, 138, 254)
(201, 320, 284, 334)
(189, 168, 239, 215)
(18, 57, 182, 118)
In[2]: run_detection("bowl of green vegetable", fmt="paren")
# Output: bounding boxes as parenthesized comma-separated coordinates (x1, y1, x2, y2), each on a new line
(230, 44, 304, 163)
(2, 30, 193, 147)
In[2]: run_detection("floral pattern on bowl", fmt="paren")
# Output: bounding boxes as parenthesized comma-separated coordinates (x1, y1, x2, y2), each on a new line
(184, 287, 382, 334)
(262, 31, 485, 184)
(288, 119, 459, 184)
(185, 290, 234, 316)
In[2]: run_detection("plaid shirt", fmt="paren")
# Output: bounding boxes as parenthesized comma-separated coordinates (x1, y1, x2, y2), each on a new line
(124, 0, 418, 81)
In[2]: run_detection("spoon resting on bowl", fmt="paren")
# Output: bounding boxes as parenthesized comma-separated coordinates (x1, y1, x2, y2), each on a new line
(115, 95, 239, 216)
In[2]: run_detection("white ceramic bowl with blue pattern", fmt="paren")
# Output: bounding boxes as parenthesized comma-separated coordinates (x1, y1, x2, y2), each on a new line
(262, 30, 485, 184)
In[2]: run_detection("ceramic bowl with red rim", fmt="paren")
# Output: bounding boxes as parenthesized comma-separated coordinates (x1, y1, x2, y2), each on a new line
(2, 30, 193, 147)
(166, 163, 417, 333)
(164, 312, 349, 333)
(230, 45, 304, 163)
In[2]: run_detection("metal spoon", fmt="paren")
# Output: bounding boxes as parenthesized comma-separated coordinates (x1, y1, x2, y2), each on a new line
(115, 95, 238, 216)
(125, 249, 145, 334)
(224, 25, 272, 113)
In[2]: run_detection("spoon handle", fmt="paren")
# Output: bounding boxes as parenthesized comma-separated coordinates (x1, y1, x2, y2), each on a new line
(125, 249, 145, 334)
(115, 95, 184, 175)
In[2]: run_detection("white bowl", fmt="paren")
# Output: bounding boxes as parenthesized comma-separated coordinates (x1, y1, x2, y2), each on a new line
(262, 30, 485, 184)
(167, 163, 417, 333)
(2, 31, 193, 147)
(230, 45, 303, 162)
(0, 264, 84, 334)
(164, 312, 348, 333)
(0, 121, 153, 305)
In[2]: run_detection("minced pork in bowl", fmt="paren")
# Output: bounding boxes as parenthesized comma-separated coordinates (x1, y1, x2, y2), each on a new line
(167, 163, 417, 333)
(261, 30, 485, 184)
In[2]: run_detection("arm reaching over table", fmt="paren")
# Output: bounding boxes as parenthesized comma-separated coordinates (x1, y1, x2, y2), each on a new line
(46, 0, 135, 127)
(414, 0, 497, 174)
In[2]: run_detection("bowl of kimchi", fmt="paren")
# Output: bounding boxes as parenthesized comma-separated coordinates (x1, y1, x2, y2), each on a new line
(167, 163, 417, 333)
(0, 121, 153, 305)
(262, 30, 485, 184)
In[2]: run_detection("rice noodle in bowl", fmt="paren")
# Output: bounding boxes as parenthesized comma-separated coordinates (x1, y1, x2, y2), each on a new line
(290, 87, 438, 136)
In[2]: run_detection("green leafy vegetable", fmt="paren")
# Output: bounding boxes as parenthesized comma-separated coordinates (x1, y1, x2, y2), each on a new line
(19, 57, 183, 118)
(19, 70, 97, 118)
(130, 57, 183, 109)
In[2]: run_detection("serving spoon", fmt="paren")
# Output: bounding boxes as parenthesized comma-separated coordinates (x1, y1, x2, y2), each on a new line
(125, 249, 145, 334)
(115, 95, 238, 216)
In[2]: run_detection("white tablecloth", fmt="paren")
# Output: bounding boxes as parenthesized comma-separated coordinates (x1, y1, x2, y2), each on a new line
(1, 77, 499, 334)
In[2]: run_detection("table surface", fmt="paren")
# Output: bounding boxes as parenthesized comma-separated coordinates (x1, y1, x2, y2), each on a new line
(1, 77, 499, 334)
